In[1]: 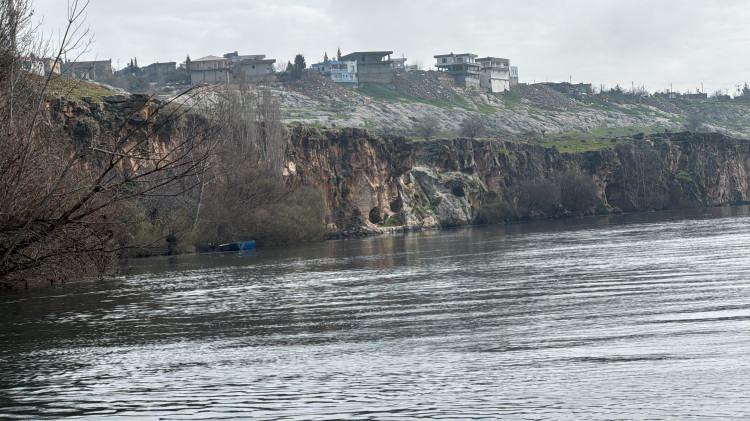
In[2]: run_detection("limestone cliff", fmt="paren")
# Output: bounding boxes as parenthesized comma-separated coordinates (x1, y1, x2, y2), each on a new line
(286, 127, 750, 236)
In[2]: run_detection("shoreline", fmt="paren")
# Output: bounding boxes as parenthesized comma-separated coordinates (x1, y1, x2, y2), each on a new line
(4, 203, 748, 293)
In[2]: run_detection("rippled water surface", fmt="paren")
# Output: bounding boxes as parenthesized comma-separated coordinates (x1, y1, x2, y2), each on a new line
(3, 207, 750, 419)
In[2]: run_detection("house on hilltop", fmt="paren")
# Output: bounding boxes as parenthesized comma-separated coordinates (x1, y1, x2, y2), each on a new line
(189, 55, 230, 84)
(339, 51, 395, 84)
(434, 53, 480, 89)
(217, 52, 277, 83)
(477, 57, 511, 93)
(63, 59, 113, 80)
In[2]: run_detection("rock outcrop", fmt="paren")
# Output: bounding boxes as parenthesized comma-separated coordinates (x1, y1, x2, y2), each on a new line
(286, 127, 750, 236)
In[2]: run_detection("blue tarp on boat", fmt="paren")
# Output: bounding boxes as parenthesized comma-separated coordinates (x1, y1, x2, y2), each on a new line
(217, 240, 256, 252)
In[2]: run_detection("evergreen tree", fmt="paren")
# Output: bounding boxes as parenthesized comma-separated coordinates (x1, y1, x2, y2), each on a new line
(291, 54, 306, 79)
(336, 48, 342, 61)
(323, 52, 329, 62)
(294, 54, 306, 71)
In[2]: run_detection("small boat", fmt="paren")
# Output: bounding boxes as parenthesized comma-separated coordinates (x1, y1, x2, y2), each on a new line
(217, 240, 257, 252)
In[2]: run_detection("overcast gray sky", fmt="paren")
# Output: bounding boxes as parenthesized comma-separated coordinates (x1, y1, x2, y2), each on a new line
(32, 0, 750, 94)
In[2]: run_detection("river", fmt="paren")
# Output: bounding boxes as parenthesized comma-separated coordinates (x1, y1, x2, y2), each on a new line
(2, 207, 750, 419)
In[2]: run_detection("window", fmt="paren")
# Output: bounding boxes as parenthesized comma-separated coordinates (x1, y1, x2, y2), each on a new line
(442, 58, 447, 63)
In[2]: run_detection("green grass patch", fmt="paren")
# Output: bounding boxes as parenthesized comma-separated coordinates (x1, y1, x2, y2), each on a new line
(358, 83, 414, 103)
(541, 138, 621, 153)
(475, 103, 498, 114)
(47, 76, 115, 101)
(497, 90, 522, 109)
(541, 126, 661, 153)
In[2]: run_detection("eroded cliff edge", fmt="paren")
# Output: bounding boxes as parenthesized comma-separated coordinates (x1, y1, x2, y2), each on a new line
(286, 127, 750, 236)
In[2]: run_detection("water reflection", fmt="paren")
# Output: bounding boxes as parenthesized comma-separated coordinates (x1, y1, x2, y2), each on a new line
(2, 207, 750, 418)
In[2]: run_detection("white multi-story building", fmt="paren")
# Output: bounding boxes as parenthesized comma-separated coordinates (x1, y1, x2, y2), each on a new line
(477, 57, 511, 93)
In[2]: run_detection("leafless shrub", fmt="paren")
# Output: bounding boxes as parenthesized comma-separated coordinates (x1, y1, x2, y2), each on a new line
(683, 110, 704, 132)
(459, 115, 486, 138)
(414, 115, 440, 138)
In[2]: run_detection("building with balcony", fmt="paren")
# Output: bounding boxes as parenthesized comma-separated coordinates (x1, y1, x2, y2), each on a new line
(434, 53, 480, 89)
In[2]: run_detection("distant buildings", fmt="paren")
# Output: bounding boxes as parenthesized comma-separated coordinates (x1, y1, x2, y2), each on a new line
(188, 55, 230, 84)
(63, 59, 113, 80)
(188, 52, 276, 85)
(19, 56, 61, 76)
(142, 61, 176, 83)
(224, 52, 276, 83)
(339, 51, 395, 84)
(541, 82, 593, 97)
(435, 53, 519, 91)
(390, 57, 407, 71)
(311, 60, 358, 84)
(53, 45, 524, 92)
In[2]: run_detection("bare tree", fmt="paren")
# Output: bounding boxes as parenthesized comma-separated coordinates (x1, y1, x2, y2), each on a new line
(414, 115, 440, 138)
(459, 115, 486, 138)
(683, 110, 704, 133)
(195, 86, 324, 246)
(0, 0, 213, 285)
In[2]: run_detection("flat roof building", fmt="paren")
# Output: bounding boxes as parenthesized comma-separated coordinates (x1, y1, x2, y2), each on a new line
(434, 53, 480, 90)
(339, 51, 394, 84)
(189, 55, 230, 85)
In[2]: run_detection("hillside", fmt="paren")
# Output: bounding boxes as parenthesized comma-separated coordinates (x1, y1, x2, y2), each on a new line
(273, 70, 750, 149)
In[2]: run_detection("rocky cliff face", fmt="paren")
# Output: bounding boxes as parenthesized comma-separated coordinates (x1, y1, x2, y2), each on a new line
(49, 94, 750, 238)
(286, 127, 750, 236)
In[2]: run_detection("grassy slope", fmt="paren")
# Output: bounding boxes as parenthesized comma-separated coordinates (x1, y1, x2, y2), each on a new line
(46, 76, 115, 101)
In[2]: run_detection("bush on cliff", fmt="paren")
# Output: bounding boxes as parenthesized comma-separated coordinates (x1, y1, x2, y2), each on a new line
(474, 193, 516, 224)
(517, 170, 600, 218)
(560, 170, 600, 214)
